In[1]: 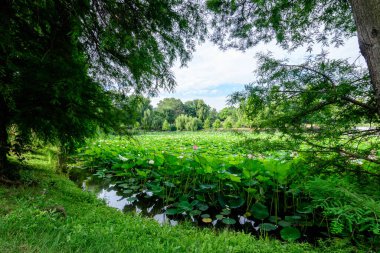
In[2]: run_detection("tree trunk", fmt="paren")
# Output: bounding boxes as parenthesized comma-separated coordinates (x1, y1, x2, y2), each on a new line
(349, 0, 380, 115)
(0, 97, 9, 176)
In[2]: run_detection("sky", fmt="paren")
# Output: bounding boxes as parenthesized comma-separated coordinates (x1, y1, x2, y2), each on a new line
(151, 37, 364, 111)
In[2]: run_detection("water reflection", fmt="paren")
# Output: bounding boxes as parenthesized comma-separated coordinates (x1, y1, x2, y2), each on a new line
(82, 177, 177, 226)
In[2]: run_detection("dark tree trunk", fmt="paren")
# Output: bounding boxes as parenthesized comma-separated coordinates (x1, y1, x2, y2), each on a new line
(349, 0, 380, 115)
(0, 96, 9, 177)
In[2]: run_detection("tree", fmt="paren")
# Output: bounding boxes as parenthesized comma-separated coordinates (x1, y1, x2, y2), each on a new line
(162, 120, 170, 131)
(207, 0, 380, 114)
(230, 53, 379, 168)
(204, 118, 211, 129)
(141, 109, 153, 130)
(218, 107, 237, 121)
(175, 114, 188, 131)
(0, 1, 116, 177)
(151, 112, 165, 131)
(0, 0, 206, 177)
(195, 99, 211, 122)
(184, 101, 197, 117)
(184, 99, 212, 122)
(223, 116, 234, 129)
(156, 98, 185, 124)
(213, 119, 222, 129)
(207, 0, 380, 168)
(185, 117, 202, 131)
(209, 108, 219, 123)
(131, 95, 152, 125)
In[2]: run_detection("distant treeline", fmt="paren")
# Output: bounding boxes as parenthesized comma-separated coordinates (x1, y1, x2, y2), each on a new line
(124, 96, 251, 131)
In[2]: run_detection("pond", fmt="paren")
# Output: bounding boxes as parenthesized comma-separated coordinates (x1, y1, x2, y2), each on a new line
(80, 176, 178, 226)
(70, 170, 328, 244)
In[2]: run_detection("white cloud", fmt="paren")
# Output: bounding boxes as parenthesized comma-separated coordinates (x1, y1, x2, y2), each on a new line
(152, 37, 363, 110)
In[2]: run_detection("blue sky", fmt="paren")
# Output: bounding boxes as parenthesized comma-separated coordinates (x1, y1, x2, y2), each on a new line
(151, 38, 364, 111)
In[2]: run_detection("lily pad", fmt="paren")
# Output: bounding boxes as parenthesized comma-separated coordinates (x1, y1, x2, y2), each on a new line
(130, 185, 140, 190)
(190, 210, 201, 216)
(197, 203, 209, 211)
(202, 218, 212, 223)
(220, 208, 231, 215)
(228, 196, 245, 209)
(177, 201, 193, 212)
(280, 227, 301, 241)
(222, 218, 236, 225)
(126, 197, 138, 203)
(199, 184, 217, 190)
(201, 214, 210, 218)
(118, 183, 130, 188)
(285, 216, 302, 222)
(251, 203, 269, 220)
(215, 214, 224, 220)
(259, 223, 277, 232)
(166, 208, 179, 215)
(278, 220, 292, 227)
(269, 216, 280, 223)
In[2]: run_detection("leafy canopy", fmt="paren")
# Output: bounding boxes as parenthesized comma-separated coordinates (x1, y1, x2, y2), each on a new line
(206, 0, 355, 50)
(0, 0, 207, 175)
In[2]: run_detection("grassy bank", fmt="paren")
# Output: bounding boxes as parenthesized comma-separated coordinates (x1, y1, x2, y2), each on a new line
(0, 152, 355, 253)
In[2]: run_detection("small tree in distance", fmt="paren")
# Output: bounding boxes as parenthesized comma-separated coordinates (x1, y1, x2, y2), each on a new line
(213, 119, 222, 129)
(162, 120, 170, 131)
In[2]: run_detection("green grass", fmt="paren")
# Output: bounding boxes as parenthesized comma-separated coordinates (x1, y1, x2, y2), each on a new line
(0, 151, 357, 252)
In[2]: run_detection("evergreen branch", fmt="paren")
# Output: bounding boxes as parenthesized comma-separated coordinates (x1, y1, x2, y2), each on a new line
(282, 63, 378, 114)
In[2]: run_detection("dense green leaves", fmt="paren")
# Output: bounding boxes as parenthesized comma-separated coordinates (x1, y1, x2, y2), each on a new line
(280, 227, 301, 241)
(0, 0, 207, 174)
(230, 53, 379, 170)
(77, 132, 380, 246)
(207, 0, 355, 50)
(251, 203, 269, 220)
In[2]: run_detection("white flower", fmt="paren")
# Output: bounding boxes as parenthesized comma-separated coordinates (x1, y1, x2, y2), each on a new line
(178, 155, 184, 159)
(118, 155, 128, 162)
(247, 154, 253, 159)
(148, 160, 154, 165)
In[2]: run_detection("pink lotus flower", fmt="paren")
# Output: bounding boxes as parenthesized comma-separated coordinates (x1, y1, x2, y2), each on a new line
(193, 145, 198, 150)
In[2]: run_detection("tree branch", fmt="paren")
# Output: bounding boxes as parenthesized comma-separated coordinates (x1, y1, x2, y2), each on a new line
(282, 63, 378, 114)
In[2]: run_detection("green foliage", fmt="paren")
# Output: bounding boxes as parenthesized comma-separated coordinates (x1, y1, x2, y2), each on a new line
(156, 98, 185, 124)
(162, 120, 171, 131)
(142, 109, 153, 130)
(175, 114, 188, 131)
(0, 153, 326, 253)
(251, 203, 269, 220)
(305, 177, 380, 238)
(76, 132, 380, 248)
(185, 117, 202, 131)
(218, 107, 236, 121)
(230, 53, 379, 170)
(223, 116, 234, 129)
(0, 0, 207, 175)
(78, 132, 311, 236)
(175, 115, 202, 131)
(280, 227, 301, 241)
(213, 119, 222, 129)
(207, 0, 355, 50)
(85, 1, 207, 92)
(203, 118, 211, 129)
